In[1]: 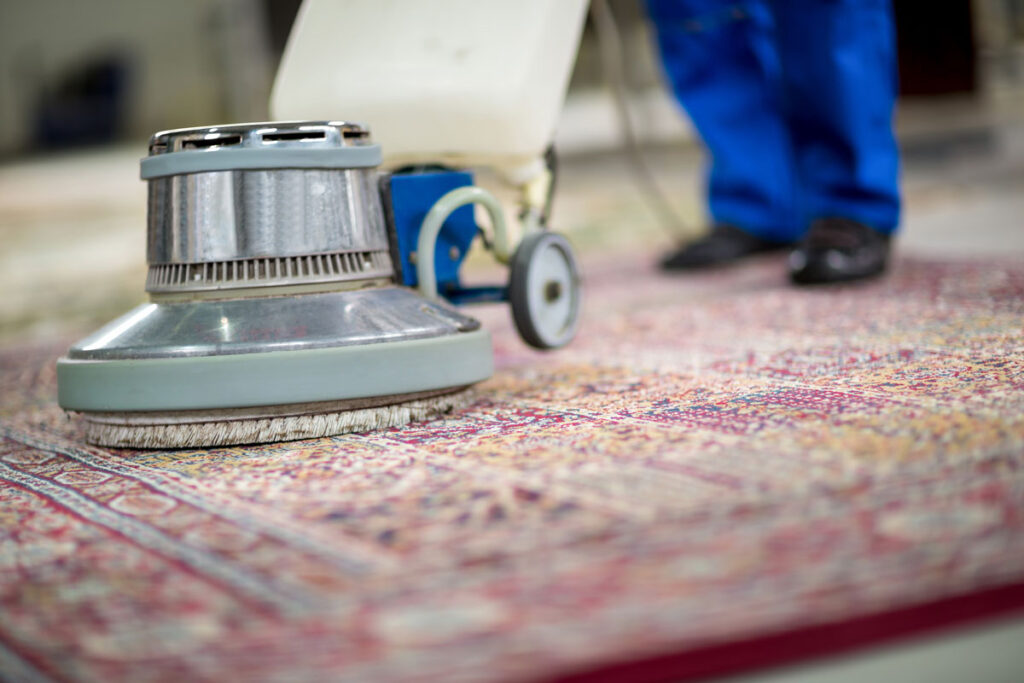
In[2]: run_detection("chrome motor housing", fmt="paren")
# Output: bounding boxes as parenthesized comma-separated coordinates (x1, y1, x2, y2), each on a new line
(143, 121, 394, 294)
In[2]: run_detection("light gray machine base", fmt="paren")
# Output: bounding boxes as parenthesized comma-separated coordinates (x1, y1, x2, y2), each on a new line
(58, 327, 492, 413)
(58, 326, 492, 448)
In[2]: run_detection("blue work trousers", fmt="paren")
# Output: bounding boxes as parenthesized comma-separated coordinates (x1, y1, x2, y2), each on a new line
(647, 0, 901, 241)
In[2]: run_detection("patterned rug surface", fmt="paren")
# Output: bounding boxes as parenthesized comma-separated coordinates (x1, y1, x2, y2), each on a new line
(2, 252, 1024, 682)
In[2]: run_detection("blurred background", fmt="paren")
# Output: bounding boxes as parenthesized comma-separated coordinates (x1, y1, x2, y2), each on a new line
(2, 0, 1024, 343)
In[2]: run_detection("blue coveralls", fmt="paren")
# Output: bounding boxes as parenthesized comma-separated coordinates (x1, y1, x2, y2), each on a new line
(647, 0, 901, 243)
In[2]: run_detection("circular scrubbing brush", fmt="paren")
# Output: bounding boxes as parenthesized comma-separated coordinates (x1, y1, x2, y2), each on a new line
(56, 122, 493, 448)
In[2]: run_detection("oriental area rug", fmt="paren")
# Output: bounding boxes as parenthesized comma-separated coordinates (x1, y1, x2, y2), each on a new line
(1, 253, 1023, 682)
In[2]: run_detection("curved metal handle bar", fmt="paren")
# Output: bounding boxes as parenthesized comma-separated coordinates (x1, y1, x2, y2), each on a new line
(416, 186, 511, 300)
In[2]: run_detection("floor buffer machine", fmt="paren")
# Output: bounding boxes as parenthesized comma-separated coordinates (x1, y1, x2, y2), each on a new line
(56, 0, 588, 448)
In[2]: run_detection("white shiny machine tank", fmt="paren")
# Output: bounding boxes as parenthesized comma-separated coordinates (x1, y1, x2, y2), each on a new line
(270, 0, 588, 180)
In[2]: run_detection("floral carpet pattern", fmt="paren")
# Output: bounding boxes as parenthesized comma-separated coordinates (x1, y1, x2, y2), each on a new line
(1, 253, 1024, 682)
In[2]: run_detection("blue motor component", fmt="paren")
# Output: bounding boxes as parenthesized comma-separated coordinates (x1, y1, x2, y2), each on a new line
(380, 166, 580, 348)
(383, 170, 479, 296)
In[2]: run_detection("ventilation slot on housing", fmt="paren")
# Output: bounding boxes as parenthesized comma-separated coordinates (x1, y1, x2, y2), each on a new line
(147, 250, 393, 293)
(181, 135, 242, 150)
(261, 130, 327, 143)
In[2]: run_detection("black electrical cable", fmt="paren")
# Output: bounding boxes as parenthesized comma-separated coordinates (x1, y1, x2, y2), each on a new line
(589, 0, 693, 240)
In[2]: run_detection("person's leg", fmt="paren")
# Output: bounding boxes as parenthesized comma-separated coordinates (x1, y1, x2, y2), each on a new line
(648, 0, 803, 265)
(772, 0, 901, 283)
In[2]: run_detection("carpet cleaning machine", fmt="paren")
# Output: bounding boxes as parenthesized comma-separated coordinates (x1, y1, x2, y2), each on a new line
(55, 0, 589, 448)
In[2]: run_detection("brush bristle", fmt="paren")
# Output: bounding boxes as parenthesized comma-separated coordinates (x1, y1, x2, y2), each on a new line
(82, 390, 473, 449)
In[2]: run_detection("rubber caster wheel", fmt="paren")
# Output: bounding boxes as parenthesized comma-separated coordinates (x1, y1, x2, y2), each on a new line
(509, 231, 581, 350)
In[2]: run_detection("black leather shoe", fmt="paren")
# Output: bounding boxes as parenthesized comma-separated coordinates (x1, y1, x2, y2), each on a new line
(660, 224, 793, 270)
(789, 218, 891, 285)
